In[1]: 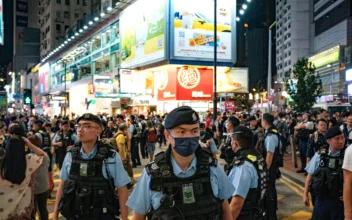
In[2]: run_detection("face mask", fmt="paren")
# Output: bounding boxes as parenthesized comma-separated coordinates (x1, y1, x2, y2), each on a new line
(200, 131, 206, 136)
(173, 136, 199, 157)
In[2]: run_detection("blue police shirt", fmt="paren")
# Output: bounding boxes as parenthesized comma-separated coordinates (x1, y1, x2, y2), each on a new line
(228, 160, 258, 198)
(60, 145, 130, 188)
(126, 154, 234, 215)
(305, 148, 341, 175)
(52, 132, 79, 144)
(264, 132, 279, 153)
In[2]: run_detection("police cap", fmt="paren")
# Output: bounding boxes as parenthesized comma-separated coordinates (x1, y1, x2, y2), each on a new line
(234, 126, 253, 134)
(164, 106, 199, 129)
(247, 116, 256, 122)
(324, 126, 343, 139)
(76, 113, 102, 126)
(33, 120, 44, 125)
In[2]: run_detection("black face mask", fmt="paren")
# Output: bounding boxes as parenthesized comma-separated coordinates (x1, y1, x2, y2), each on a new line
(169, 134, 199, 157)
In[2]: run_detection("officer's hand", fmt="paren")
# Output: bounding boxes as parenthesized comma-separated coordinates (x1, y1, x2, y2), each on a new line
(57, 142, 63, 147)
(303, 194, 310, 207)
(205, 140, 212, 148)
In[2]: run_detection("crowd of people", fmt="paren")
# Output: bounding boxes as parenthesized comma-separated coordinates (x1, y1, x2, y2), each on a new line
(0, 107, 351, 219)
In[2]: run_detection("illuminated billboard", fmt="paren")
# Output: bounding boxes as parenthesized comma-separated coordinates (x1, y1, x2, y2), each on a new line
(170, 0, 236, 62)
(119, 0, 166, 68)
(0, 0, 3, 45)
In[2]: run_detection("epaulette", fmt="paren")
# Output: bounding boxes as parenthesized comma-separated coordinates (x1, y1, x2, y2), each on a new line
(318, 147, 328, 155)
(145, 151, 166, 176)
(271, 129, 278, 133)
(232, 155, 246, 167)
(246, 154, 258, 163)
(97, 143, 116, 160)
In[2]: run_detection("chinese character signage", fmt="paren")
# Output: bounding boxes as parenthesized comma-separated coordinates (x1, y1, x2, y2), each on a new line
(217, 68, 248, 93)
(170, 0, 236, 62)
(119, 0, 166, 68)
(0, 0, 3, 45)
(156, 67, 213, 101)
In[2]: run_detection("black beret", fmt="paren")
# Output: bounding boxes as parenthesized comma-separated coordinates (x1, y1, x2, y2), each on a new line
(77, 113, 102, 126)
(342, 112, 351, 118)
(234, 126, 253, 134)
(164, 106, 199, 129)
(200, 122, 206, 129)
(263, 113, 274, 124)
(61, 120, 69, 126)
(228, 116, 240, 127)
(324, 126, 343, 139)
(33, 120, 44, 124)
(247, 116, 256, 122)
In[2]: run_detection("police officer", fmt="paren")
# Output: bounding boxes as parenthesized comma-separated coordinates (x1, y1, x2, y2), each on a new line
(220, 116, 240, 172)
(126, 106, 234, 220)
(247, 116, 257, 133)
(128, 115, 142, 168)
(261, 113, 281, 220)
(33, 120, 53, 170)
(303, 126, 345, 220)
(52, 120, 78, 169)
(53, 113, 130, 220)
(306, 118, 328, 163)
(228, 126, 268, 219)
(199, 122, 217, 158)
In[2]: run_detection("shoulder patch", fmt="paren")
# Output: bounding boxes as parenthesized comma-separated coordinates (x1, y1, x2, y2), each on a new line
(247, 154, 257, 162)
(271, 129, 278, 133)
(320, 148, 327, 155)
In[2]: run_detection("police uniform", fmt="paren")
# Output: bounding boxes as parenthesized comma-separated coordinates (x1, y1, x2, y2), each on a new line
(58, 114, 130, 220)
(34, 120, 54, 173)
(228, 126, 268, 220)
(126, 106, 234, 219)
(306, 131, 328, 159)
(305, 126, 344, 220)
(52, 121, 79, 169)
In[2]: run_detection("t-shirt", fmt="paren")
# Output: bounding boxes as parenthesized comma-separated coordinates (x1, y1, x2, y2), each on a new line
(343, 145, 352, 172)
(115, 132, 127, 158)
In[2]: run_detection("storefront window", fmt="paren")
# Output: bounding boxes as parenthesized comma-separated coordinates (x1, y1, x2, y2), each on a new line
(92, 34, 102, 51)
(79, 63, 92, 79)
(111, 22, 119, 42)
(94, 56, 110, 74)
(111, 51, 120, 68)
(102, 29, 111, 46)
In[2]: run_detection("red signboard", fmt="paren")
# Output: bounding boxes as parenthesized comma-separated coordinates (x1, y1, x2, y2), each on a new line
(225, 100, 235, 112)
(156, 67, 214, 101)
(155, 69, 177, 101)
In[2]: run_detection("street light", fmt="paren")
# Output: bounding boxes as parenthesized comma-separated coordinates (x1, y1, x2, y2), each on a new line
(239, 9, 244, 14)
(242, 4, 247, 9)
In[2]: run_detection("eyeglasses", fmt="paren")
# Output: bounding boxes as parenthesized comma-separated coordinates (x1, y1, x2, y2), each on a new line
(75, 124, 100, 130)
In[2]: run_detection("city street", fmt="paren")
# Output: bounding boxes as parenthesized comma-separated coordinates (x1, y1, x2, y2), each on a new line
(44, 146, 313, 220)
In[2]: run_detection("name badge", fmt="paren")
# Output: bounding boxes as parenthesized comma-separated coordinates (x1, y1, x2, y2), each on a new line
(80, 163, 88, 177)
(182, 183, 195, 204)
(329, 158, 336, 169)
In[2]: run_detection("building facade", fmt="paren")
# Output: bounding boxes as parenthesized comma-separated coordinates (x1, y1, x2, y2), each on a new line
(275, 0, 310, 82)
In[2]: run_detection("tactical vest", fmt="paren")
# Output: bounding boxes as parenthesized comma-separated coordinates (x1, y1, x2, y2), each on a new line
(264, 127, 283, 168)
(309, 148, 344, 198)
(38, 130, 51, 150)
(58, 130, 74, 148)
(146, 147, 223, 220)
(230, 148, 268, 215)
(61, 142, 119, 219)
(220, 135, 237, 171)
(296, 121, 310, 139)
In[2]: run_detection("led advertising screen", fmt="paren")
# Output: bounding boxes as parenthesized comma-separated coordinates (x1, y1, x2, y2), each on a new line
(38, 63, 50, 94)
(0, 0, 3, 45)
(170, 0, 236, 62)
(93, 75, 120, 98)
(119, 0, 166, 68)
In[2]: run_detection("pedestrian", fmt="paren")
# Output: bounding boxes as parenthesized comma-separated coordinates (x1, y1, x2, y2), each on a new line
(28, 135, 50, 220)
(128, 115, 141, 167)
(0, 126, 46, 219)
(107, 120, 117, 135)
(228, 126, 268, 219)
(247, 116, 257, 133)
(199, 122, 217, 158)
(156, 120, 165, 148)
(303, 126, 345, 220)
(341, 115, 352, 148)
(138, 114, 148, 159)
(0, 122, 8, 149)
(144, 120, 157, 161)
(261, 113, 281, 220)
(220, 116, 240, 173)
(100, 120, 113, 139)
(52, 113, 130, 220)
(343, 137, 352, 219)
(52, 120, 78, 169)
(295, 111, 314, 174)
(126, 106, 234, 219)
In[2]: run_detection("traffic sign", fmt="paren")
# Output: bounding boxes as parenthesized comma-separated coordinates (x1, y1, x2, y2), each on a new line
(13, 94, 23, 99)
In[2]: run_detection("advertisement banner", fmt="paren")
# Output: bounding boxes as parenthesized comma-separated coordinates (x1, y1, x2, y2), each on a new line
(0, 0, 3, 45)
(93, 75, 120, 98)
(38, 63, 50, 94)
(120, 70, 154, 94)
(176, 67, 213, 101)
(171, 0, 236, 62)
(225, 100, 235, 112)
(155, 69, 177, 101)
(120, 0, 166, 68)
(217, 68, 249, 93)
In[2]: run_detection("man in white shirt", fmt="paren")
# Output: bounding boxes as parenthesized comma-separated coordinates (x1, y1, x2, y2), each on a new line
(340, 115, 352, 148)
(343, 145, 352, 219)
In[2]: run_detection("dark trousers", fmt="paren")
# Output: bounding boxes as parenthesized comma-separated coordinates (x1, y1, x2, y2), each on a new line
(131, 138, 141, 166)
(299, 138, 308, 169)
(139, 138, 147, 158)
(56, 147, 67, 170)
(265, 167, 278, 220)
(312, 196, 344, 220)
(31, 190, 49, 220)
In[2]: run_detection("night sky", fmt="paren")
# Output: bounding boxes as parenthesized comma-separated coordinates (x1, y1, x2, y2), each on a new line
(0, 0, 14, 65)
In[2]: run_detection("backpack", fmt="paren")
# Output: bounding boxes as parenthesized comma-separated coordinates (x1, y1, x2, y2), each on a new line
(147, 129, 158, 143)
(101, 133, 123, 151)
(276, 120, 286, 135)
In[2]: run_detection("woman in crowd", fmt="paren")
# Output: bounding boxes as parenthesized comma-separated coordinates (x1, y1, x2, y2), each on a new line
(0, 125, 46, 219)
(145, 121, 157, 161)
